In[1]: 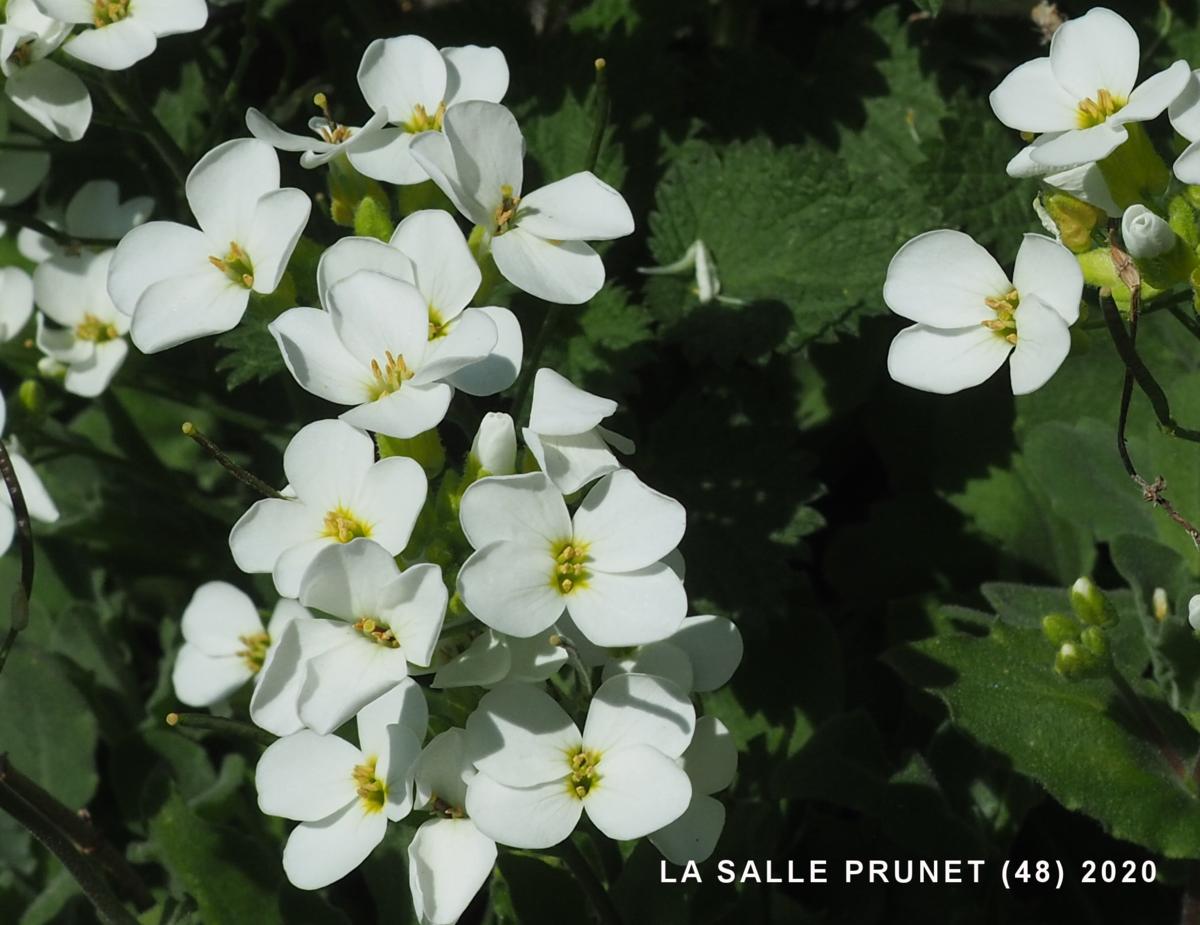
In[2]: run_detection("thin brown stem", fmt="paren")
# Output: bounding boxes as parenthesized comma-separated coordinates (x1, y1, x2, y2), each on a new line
(0, 440, 34, 678)
(181, 422, 286, 500)
(0, 207, 118, 250)
(166, 712, 276, 747)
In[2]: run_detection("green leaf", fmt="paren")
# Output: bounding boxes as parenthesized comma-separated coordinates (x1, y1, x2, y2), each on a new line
(214, 284, 294, 389)
(520, 89, 625, 188)
(0, 645, 98, 806)
(913, 0, 944, 15)
(890, 611, 1200, 858)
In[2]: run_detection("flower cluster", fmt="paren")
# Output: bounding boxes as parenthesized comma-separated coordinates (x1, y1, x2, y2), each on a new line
(17, 28, 755, 924)
(883, 7, 1200, 397)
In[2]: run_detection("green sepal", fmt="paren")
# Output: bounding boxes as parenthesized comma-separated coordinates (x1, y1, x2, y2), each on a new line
(377, 430, 446, 479)
(1070, 577, 1119, 628)
(354, 195, 395, 242)
(1042, 612, 1080, 647)
(1098, 124, 1172, 212)
(1042, 191, 1106, 254)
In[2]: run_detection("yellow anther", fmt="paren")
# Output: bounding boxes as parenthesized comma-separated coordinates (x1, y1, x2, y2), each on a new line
(493, 185, 521, 235)
(565, 749, 600, 799)
(1076, 87, 1124, 128)
(368, 350, 414, 400)
(551, 540, 590, 594)
(560, 578, 574, 593)
(352, 758, 386, 812)
(93, 0, 130, 27)
(75, 313, 120, 344)
(353, 616, 401, 648)
(236, 631, 270, 673)
(322, 506, 372, 543)
(209, 241, 255, 289)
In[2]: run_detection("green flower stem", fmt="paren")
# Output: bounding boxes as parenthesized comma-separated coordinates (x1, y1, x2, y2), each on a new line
(0, 756, 152, 910)
(0, 207, 118, 249)
(548, 632, 593, 698)
(0, 439, 34, 681)
(1107, 666, 1189, 784)
(202, 0, 261, 152)
(165, 712, 276, 747)
(584, 57, 609, 174)
(556, 839, 623, 925)
(509, 304, 562, 418)
(0, 777, 139, 925)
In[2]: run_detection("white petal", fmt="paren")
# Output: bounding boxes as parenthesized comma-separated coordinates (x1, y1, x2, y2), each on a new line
(357, 35, 447, 126)
(504, 633, 568, 684)
(328, 270, 428, 369)
(517, 172, 633, 242)
(1012, 233, 1083, 325)
(352, 456, 427, 555)
(377, 562, 447, 668)
(30, 0, 91, 21)
(62, 338, 128, 397)
(459, 471, 571, 549)
(0, 268, 33, 341)
(9, 453, 58, 523)
(107, 221, 210, 317)
(442, 45, 509, 105)
(390, 209, 480, 318)
(465, 683, 579, 787)
(64, 179, 140, 239)
(601, 641, 694, 693)
(583, 744, 691, 840)
(448, 305, 523, 396)
(299, 635, 412, 735)
(6, 60, 92, 141)
(1008, 293, 1071, 395)
(681, 716, 738, 795)
(340, 384, 453, 440)
(186, 138, 279, 243)
(180, 581, 261, 655)
(37, 315, 92, 365)
(129, 270, 248, 353)
(282, 802, 388, 890)
(270, 307, 369, 405)
(283, 418, 375, 511)
(299, 538, 399, 623)
(457, 541, 566, 638)
(1028, 123, 1128, 171)
(416, 308, 497, 384)
(1049, 7, 1139, 101)
(171, 645, 253, 707)
(670, 615, 743, 692)
(357, 678, 428, 758)
(886, 324, 1012, 395)
(1113, 60, 1191, 127)
(409, 132, 489, 226)
(64, 17, 156, 70)
(347, 128, 431, 186)
(273, 538, 334, 600)
(565, 563, 688, 648)
(442, 100, 524, 205)
(1176, 140, 1200, 184)
(33, 252, 97, 327)
(882, 229, 1009, 328)
(228, 497, 321, 575)
(491, 231, 604, 305)
(433, 631, 512, 689)
(988, 58, 1078, 133)
(129, 0, 208, 35)
(414, 727, 472, 810)
(1170, 69, 1200, 141)
(528, 367, 616, 435)
(251, 614, 345, 736)
(1043, 163, 1121, 217)
(465, 773, 581, 850)
(245, 107, 323, 153)
(380, 724, 423, 821)
(573, 470, 685, 572)
(246, 188, 311, 294)
(0, 140, 50, 209)
(256, 730, 360, 822)
(409, 818, 497, 925)
(649, 796, 725, 865)
(583, 673, 694, 758)
(316, 236, 415, 309)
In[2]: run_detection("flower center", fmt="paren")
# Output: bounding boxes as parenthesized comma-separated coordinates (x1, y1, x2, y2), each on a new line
(312, 93, 352, 144)
(352, 616, 400, 648)
(430, 795, 466, 819)
(368, 350, 414, 399)
(7, 40, 33, 68)
(208, 241, 255, 289)
(404, 102, 446, 134)
(428, 307, 451, 341)
(566, 748, 601, 800)
(93, 0, 130, 27)
(75, 313, 119, 343)
(493, 185, 521, 236)
(982, 288, 1020, 345)
(352, 758, 387, 813)
(237, 631, 270, 673)
(550, 540, 590, 595)
(321, 506, 372, 543)
(1076, 88, 1124, 128)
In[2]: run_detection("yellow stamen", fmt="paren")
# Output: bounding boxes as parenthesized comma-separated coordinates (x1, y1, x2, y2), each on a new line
(322, 506, 372, 543)
(75, 313, 120, 344)
(236, 632, 270, 673)
(93, 0, 130, 27)
(367, 351, 414, 399)
(352, 758, 387, 812)
(550, 540, 590, 594)
(1076, 88, 1124, 128)
(209, 241, 255, 289)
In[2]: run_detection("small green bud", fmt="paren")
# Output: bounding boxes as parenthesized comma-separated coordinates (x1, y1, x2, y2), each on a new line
(1168, 195, 1200, 250)
(1079, 625, 1110, 661)
(377, 430, 445, 480)
(1043, 192, 1105, 254)
(397, 180, 452, 217)
(1042, 612, 1081, 647)
(1054, 640, 1105, 680)
(1070, 577, 1118, 628)
(353, 195, 394, 242)
(17, 379, 45, 416)
(327, 154, 388, 229)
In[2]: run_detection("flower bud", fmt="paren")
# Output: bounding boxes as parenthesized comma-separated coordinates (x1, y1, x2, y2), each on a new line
(17, 379, 45, 416)
(1079, 625, 1109, 661)
(469, 412, 517, 478)
(36, 356, 66, 382)
(1121, 205, 1176, 259)
(1188, 594, 1200, 633)
(1054, 639, 1105, 680)
(1070, 577, 1118, 628)
(1042, 612, 1080, 647)
(1152, 587, 1170, 622)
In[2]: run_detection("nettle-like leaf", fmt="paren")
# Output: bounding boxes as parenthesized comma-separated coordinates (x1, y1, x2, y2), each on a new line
(889, 592, 1200, 859)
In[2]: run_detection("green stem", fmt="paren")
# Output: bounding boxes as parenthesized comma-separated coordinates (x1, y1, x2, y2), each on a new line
(584, 58, 610, 174)
(557, 839, 623, 925)
(509, 305, 562, 418)
(202, 0, 261, 152)
(166, 712, 276, 747)
(100, 74, 190, 187)
(0, 782, 139, 925)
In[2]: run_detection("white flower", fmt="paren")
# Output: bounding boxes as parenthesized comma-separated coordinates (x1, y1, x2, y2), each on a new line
(411, 101, 634, 304)
(33, 0, 207, 70)
(468, 412, 517, 479)
(228, 419, 427, 598)
(107, 138, 311, 353)
(408, 729, 498, 925)
(457, 469, 687, 646)
(255, 682, 426, 890)
(1188, 594, 1200, 632)
(172, 582, 309, 708)
(884, 230, 1083, 396)
(432, 629, 567, 689)
(245, 99, 390, 170)
(989, 7, 1190, 170)
(649, 716, 737, 864)
(1121, 204, 1176, 260)
(0, 267, 33, 342)
(350, 35, 509, 185)
(34, 250, 130, 397)
(0, 0, 91, 141)
(1169, 69, 1200, 183)
(465, 675, 694, 849)
(0, 393, 58, 556)
(18, 179, 153, 261)
(271, 269, 494, 439)
(596, 614, 743, 694)
(291, 538, 446, 735)
(524, 368, 633, 495)
(1005, 151, 1121, 217)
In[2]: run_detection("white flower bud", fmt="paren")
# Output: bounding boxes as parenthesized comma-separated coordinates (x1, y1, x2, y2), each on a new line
(1188, 594, 1200, 633)
(1121, 204, 1176, 259)
(471, 412, 517, 477)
